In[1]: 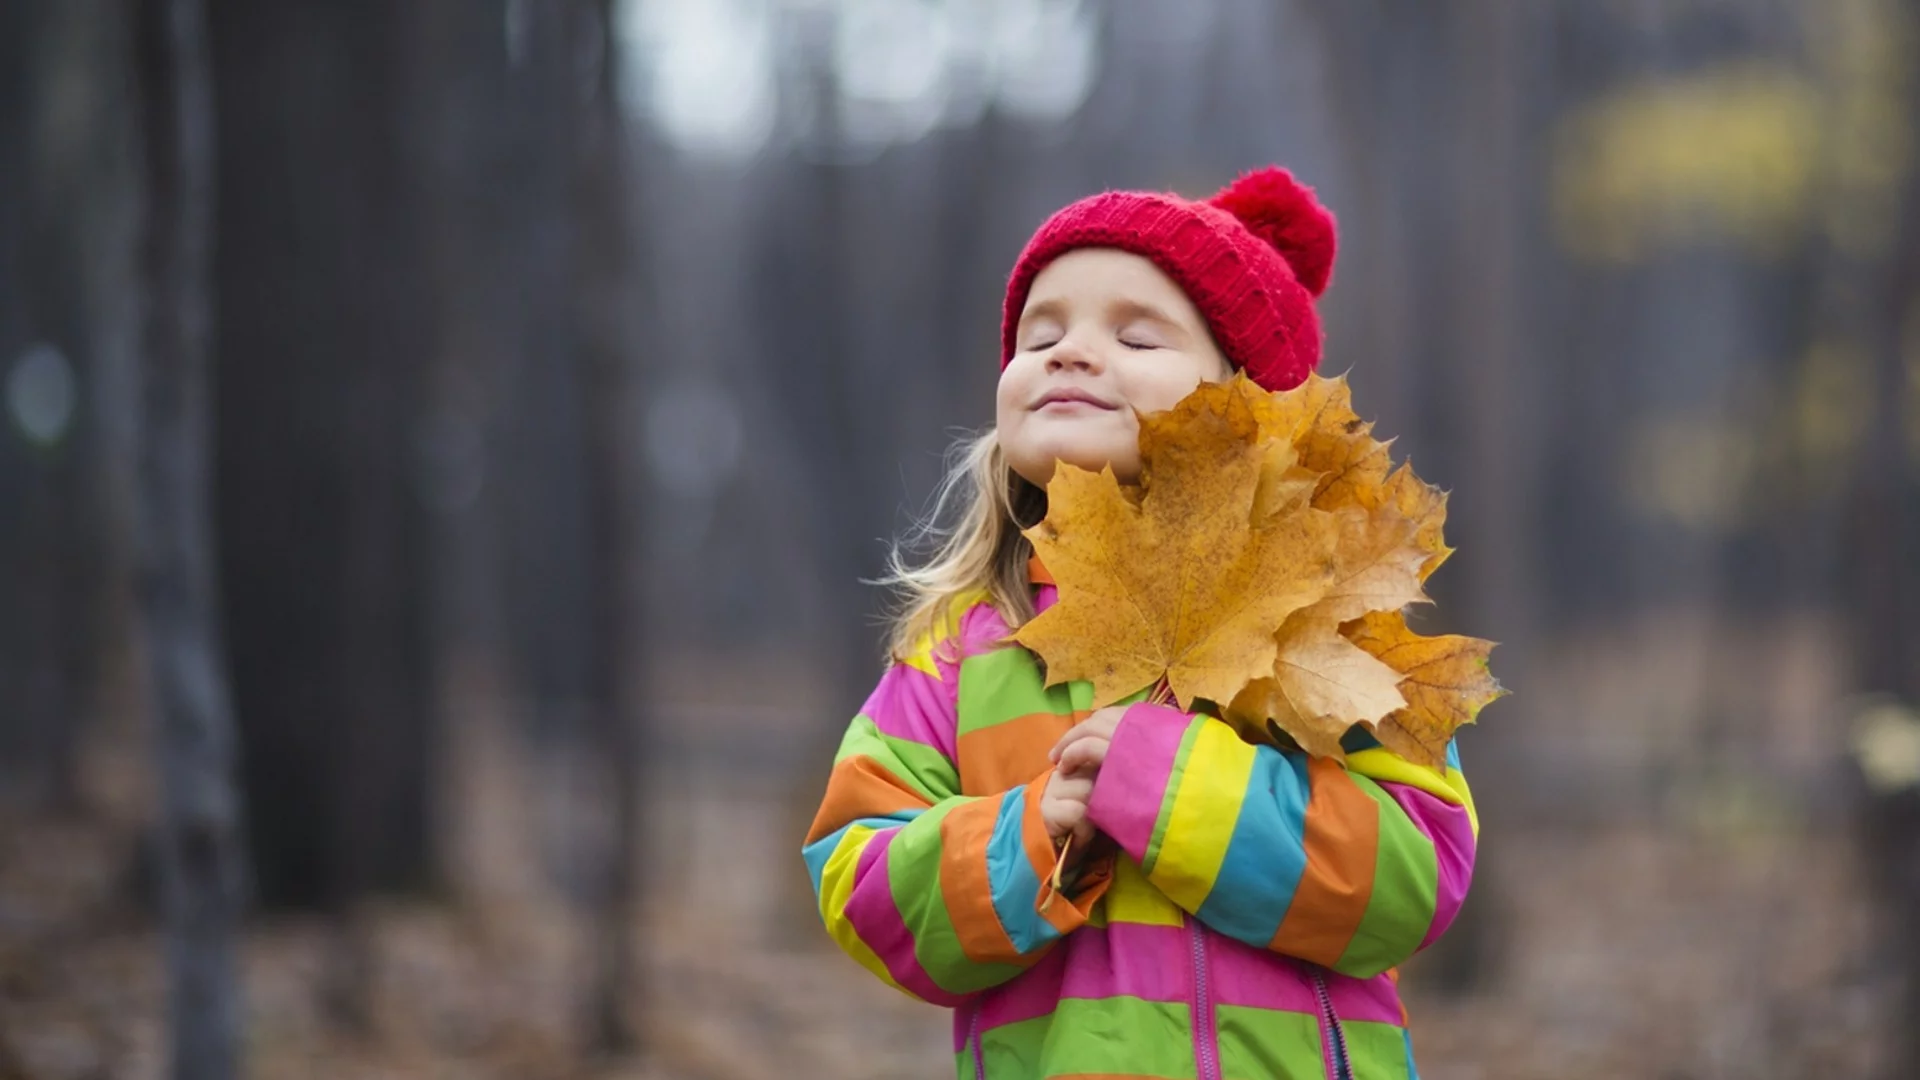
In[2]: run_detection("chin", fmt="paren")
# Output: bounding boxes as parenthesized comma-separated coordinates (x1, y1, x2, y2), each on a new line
(1016, 441, 1139, 486)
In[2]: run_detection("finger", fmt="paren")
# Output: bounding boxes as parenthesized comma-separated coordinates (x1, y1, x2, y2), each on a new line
(1049, 772, 1093, 800)
(1046, 800, 1086, 839)
(1071, 818, 1095, 847)
(1055, 706, 1130, 760)
(1057, 737, 1108, 776)
(1050, 720, 1096, 762)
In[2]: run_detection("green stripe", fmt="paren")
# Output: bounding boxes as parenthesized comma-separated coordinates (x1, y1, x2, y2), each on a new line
(1141, 716, 1205, 876)
(982, 997, 1196, 1078)
(833, 715, 957, 804)
(1345, 1018, 1416, 1080)
(973, 1015, 1048, 1078)
(1216, 1005, 1327, 1079)
(1334, 774, 1439, 976)
(957, 647, 1074, 735)
(886, 798, 1025, 994)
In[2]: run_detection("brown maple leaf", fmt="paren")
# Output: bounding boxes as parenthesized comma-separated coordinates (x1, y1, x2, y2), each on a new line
(1225, 611, 1408, 759)
(1341, 609, 1506, 769)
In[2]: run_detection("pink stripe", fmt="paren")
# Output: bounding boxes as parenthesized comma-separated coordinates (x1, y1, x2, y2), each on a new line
(972, 937, 1068, 1031)
(971, 922, 1189, 1032)
(840, 832, 964, 1006)
(959, 602, 1016, 652)
(1062, 921, 1191, 1002)
(972, 921, 1396, 1035)
(1085, 704, 1191, 860)
(1207, 932, 1404, 1024)
(1032, 584, 1059, 615)
(1383, 784, 1477, 949)
(863, 664, 958, 761)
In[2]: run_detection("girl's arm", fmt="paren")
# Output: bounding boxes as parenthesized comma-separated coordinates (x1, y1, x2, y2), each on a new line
(802, 626, 1110, 1006)
(1083, 704, 1476, 979)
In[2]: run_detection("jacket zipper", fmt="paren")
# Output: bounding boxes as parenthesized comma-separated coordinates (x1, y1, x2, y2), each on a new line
(969, 1003, 986, 1080)
(1187, 915, 1222, 1080)
(1310, 967, 1352, 1080)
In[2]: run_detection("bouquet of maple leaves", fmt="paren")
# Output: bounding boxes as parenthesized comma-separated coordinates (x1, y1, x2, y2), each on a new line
(1013, 373, 1504, 770)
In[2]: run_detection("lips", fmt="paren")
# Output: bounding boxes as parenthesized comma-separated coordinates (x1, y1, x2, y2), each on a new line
(1034, 388, 1118, 410)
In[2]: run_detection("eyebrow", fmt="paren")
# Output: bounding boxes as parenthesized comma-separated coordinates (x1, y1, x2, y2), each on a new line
(1113, 297, 1182, 340)
(1016, 295, 1193, 339)
(1017, 298, 1067, 335)
(1111, 298, 1184, 330)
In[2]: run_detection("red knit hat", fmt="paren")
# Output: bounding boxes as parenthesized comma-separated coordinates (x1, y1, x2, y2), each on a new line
(1001, 167, 1337, 392)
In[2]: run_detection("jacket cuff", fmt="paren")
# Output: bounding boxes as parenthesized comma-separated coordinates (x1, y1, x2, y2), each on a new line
(1085, 703, 1197, 864)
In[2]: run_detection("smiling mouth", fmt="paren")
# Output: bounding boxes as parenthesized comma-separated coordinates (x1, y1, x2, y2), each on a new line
(1035, 394, 1118, 411)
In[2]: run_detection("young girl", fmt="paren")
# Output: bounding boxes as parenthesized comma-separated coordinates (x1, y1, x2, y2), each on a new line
(803, 168, 1477, 1080)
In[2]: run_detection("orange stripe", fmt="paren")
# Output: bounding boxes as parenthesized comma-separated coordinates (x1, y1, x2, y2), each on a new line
(1268, 757, 1379, 966)
(957, 710, 1080, 794)
(1027, 555, 1055, 586)
(805, 755, 931, 845)
(1022, 774, 1113, 934)
(938, 797, 1025, 964)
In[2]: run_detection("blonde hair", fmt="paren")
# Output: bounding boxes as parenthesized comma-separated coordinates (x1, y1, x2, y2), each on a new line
(877, 429, 1048, 663)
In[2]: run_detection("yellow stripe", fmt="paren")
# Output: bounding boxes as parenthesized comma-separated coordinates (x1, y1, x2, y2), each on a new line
(900, 588, 992, 676)
(1346, 749, 1479, 836)
(1101, 853, 1184, 926)
(1152, 721, 1256, 913)
(818, 825, 905, 991)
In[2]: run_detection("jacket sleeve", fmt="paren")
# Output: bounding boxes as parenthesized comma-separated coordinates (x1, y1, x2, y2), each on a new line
(1084, 703, 1477, 979)
(801, 624, 1111, 1006)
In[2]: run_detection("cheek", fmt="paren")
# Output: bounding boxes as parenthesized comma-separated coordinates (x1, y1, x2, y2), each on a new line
(1122, 363, 1214, 415)
(994, 367, 1027, 431)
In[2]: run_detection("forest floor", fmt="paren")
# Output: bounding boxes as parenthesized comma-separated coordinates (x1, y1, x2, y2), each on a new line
(1, 632, 1904, 1079)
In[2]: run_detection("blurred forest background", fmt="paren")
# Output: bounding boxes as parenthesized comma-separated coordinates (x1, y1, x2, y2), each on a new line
(4, 0, 1920, 1077)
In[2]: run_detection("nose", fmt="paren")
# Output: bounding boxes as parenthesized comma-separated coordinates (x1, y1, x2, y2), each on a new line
(1044, 334, 1102, 374)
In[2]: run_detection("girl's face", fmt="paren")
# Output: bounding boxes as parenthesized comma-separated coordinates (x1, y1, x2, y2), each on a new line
(997, 248, 1232, 487)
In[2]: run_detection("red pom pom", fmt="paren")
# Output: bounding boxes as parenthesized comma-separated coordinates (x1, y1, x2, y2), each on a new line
(1209, 168, 1337, 297)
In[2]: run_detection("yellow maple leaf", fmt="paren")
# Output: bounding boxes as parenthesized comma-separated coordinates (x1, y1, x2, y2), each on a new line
(1013, 380, 1341, 710)
(1246, 372, 1395, 512)
(1341, 610, 1506, 769)
(1014, 372, 1499, 761)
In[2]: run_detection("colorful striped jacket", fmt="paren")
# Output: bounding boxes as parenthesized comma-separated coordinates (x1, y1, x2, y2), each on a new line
(803, 571, 1478, 1079)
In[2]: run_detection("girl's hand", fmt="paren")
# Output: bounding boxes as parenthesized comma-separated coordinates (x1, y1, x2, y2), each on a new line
(1041, 768, 1096, 846)
(1049, 705, 1128, 777)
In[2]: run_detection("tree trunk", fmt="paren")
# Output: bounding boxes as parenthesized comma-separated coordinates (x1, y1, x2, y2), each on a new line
(1842, 9, 1920, 1067)
(207, 0, 437, 915)
(572, 0, 648, 1054)
(0, 0, 122, 814)
(132, 0, 247, 1076)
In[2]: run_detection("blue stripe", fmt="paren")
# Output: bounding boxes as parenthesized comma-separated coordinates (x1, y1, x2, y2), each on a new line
(1195, 746, 1311, 946)
(1404, 1028, 1421, 1080)
(801, 812, 920, 895)
(984, 787, 1057, 953)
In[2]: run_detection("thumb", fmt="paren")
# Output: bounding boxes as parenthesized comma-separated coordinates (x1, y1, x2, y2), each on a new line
(1071, 818, 1095, 848)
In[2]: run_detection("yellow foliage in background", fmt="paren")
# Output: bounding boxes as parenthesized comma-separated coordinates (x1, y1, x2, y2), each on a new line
(1551, 0, 1917, 263)
(1551, 61, 1822, 263)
